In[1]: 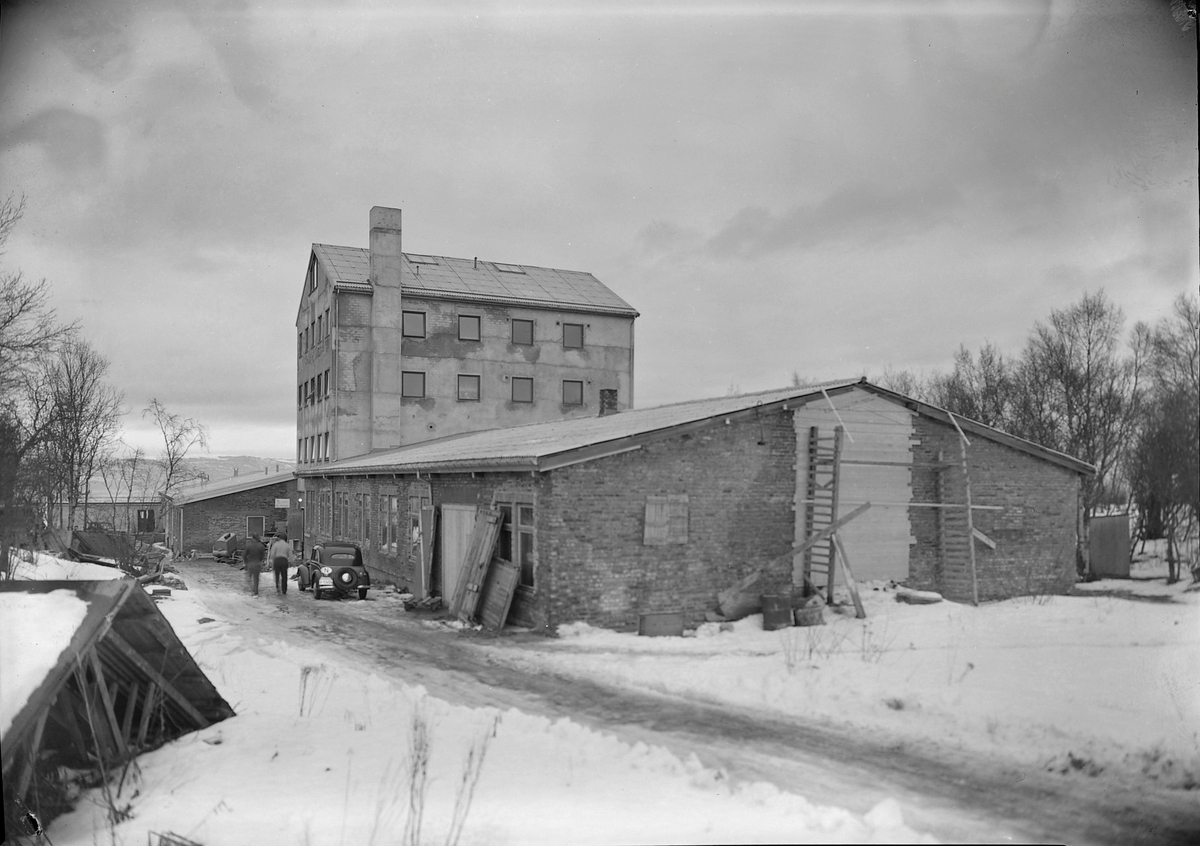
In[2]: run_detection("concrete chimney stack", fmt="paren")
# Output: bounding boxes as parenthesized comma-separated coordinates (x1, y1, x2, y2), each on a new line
(369, 206, 403, 288)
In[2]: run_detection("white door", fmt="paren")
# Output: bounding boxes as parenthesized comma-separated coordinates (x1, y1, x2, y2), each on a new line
(440, 505, 477, 598)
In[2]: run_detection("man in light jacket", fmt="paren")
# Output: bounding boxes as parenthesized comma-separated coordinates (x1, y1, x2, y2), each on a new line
(268, 533, 292, 594)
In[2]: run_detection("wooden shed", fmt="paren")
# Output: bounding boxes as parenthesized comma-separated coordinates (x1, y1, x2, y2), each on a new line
(1, 580, 234, 832)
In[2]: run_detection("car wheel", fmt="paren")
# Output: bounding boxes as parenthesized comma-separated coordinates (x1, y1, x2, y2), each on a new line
(358, 587, 368, 600)
(313, 584, 321, 601)
(298, 570, 308, 591)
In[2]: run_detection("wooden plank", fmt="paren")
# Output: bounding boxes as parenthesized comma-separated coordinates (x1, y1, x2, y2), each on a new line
(958, 433, 980, 606)
(479, 558, 521, 631)
(450, 508, 503, 622)
(973, 527, 997, 550)
(88, 649, 129, 758)
(102, 630, 210, 729)
(15, 709, 49, 799)
(832, 533, 867, 619)
(420, 506, 436, 599)
(121, 680, 140, 745)
(784, 501, 873, 578)
(137, 682, 159, 747)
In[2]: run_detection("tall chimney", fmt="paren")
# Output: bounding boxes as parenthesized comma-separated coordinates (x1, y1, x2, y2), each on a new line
(369, 206, 403, 288)
(599, 389, 619, 417)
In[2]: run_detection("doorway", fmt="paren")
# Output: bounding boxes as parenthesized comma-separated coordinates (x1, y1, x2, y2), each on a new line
(439, 504, 477, 598)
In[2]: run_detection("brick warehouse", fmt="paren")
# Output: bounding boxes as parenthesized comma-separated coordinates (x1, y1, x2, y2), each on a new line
(166, 470, 300, 556)
(296, 379, 1094, 630)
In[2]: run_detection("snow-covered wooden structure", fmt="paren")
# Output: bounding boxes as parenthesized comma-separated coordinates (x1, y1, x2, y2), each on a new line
(1, 579, 233, 831)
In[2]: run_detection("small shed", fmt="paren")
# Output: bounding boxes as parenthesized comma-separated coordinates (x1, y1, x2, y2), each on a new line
(1089, 514, 1131, 579)
(165, 470, 299, 555)
(1, 580, 234, 831)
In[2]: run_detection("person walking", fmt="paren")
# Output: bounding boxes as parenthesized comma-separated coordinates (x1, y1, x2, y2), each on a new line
(269, 533, 292, 594)
(243, 534, 266, 596)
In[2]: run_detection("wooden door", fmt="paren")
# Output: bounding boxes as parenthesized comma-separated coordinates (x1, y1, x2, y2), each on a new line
(439, 504, 477, 598)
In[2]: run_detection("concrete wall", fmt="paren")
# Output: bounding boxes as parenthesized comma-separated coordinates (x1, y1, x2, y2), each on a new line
(394, 298, 635, 445)
(907, 415, 1080, 601)
(297, 257, 334, 464)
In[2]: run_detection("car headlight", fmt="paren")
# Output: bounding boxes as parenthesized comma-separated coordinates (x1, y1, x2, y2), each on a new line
(320, 566, 332, 575)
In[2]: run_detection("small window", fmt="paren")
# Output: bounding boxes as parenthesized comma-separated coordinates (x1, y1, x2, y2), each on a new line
(512, 318, 534, 346)
(493, 262, 526, 274)
(458, 315, 481, 341)
(315, 372, 322, 402)
(401, 371, 426, 398)
(324, 369, 330, 398)
(458, 374, 481, 401)
(402, 311, 426, 338)
(562, 380, 583, 406)
(511, 377, 533, 403)
(563, 323, 584, 349)
(644, 495, 689, 546)
(324, 308, 330, 337)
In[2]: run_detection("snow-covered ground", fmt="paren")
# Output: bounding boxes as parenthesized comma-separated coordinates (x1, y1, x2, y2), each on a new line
(16, 542, 1199, 844)
(486, 542, 1200, 792)
(38, 566, 935, 845)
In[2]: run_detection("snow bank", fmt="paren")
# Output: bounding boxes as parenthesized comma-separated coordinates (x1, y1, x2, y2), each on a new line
(0, 589, 89, 737)
(5, 549, 128, 581)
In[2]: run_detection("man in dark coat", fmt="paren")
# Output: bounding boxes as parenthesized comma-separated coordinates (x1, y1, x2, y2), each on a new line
(243, 534, 266, 596)
(268, 532, 292, 594)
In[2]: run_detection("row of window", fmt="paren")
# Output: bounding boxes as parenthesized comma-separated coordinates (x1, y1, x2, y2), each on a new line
(402, 313, 585, 349)
(297, 432, 331, 464)
(298, 369, 332, 409)
(299, 308, 331, 356)
(401, 372, 587, 405)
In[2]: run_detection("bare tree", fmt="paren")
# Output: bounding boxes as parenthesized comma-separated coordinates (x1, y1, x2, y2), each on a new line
(926, 342, 1014, 428)
(143, 398, 209, 523)
(1128, 292, 1200, 582)
(0, 193, 77, 574)
(42, 339, 124, 530)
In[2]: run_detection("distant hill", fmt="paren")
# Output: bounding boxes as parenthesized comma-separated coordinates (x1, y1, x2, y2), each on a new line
(186, 456, 296, 485)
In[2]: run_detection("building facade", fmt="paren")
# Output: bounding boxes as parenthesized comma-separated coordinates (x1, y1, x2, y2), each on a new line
(296, 381, 1094, 630)
(165, 471, 299, 555)
(296, 206, 638, 467)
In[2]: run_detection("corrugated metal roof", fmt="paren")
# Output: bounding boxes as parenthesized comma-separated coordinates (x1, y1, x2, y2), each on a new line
(310, 244, 638, 317)
(173, 470, 295, 505)
(301, 380, 864, 476)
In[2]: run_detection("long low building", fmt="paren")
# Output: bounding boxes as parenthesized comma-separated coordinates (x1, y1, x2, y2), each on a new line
(295, 379, 1094, 630)
(165, 470, 300, 556)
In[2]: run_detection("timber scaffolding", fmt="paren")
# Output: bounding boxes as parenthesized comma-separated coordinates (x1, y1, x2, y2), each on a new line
(1, 580, 234, 832)
(795, 415, 988, 608)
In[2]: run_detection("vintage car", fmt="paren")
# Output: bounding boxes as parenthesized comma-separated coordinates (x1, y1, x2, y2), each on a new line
(296, 542, 370, 600)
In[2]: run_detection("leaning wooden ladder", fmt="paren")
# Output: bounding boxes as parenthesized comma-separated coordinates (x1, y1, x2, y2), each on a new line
(803, 425, 843, 603)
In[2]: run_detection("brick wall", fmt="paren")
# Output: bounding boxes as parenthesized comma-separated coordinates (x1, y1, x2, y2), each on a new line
(178, 482, 294, 554)
(908, 416, 1080, 601)
(541, 410, 797, 629)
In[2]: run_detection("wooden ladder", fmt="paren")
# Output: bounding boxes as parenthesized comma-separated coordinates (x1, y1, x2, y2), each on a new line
(803, 425, 844, 603)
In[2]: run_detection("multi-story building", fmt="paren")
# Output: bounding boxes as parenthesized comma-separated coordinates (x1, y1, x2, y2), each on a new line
(295, 207, 638, 466)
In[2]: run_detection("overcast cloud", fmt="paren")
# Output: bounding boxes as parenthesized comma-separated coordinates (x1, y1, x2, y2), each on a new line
(1, 0, 1195, 459)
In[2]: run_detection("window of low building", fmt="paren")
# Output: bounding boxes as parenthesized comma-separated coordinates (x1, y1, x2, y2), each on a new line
(562, 380, 583, 406)
(643, 494, 689, 545)
(402, 371, 426, 398)
(458, 374, 481, 401)
(402, 311, 426, 338)
(563, 322, 584, 349)
(496, 495, 536, 589)
(511, 318, 534, 345)
(511, 377, 533, 403)
(458, 315, 481, 341)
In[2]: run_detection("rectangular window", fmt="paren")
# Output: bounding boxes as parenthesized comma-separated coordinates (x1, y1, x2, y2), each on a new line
(402, 371, 426, 398)
(315, 433, 322, 462)
(402, 311, 426, 338)
(324, 308, 330, 337)
(317, 314, 323, 339)
(298, 384, 303, 409)
(458, 315, 481, 341)
(308, 259, 317, 293)
(388, 495, 400, 555)
(297, 439, 302, 463)
(298, 333, 303, 357)
(511, 319, 534, 346)
(323, 431, 330, 460)
(562, 380, 583, 406)
(316, 372, 322, 401)
(362, 493, 371, 549)
(563, 323, 584, 349)
(643, 495, 689, 546)
(324, 369, 330, 399)
(496, 497, 536, 588)
(309, 377, 316, 406)
(458, 374, 480, 401)
(511, 377, 533, 403)
(353, 493, 362, 542)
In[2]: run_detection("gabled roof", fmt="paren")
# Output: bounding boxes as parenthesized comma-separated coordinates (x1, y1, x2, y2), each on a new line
(310, 244, 638, 317)
(297, 379, 1096, 478)
(172, 469, 295, 505)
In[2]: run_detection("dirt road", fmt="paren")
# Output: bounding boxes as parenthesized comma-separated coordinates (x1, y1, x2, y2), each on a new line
(176, 558, 1200, 846)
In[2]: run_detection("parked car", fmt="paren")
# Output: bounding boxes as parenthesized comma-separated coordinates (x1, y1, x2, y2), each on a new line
(297, 542, 370, 600)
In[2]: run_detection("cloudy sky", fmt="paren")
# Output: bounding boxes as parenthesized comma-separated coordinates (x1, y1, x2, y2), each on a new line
(1, 0, 1195, 460)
